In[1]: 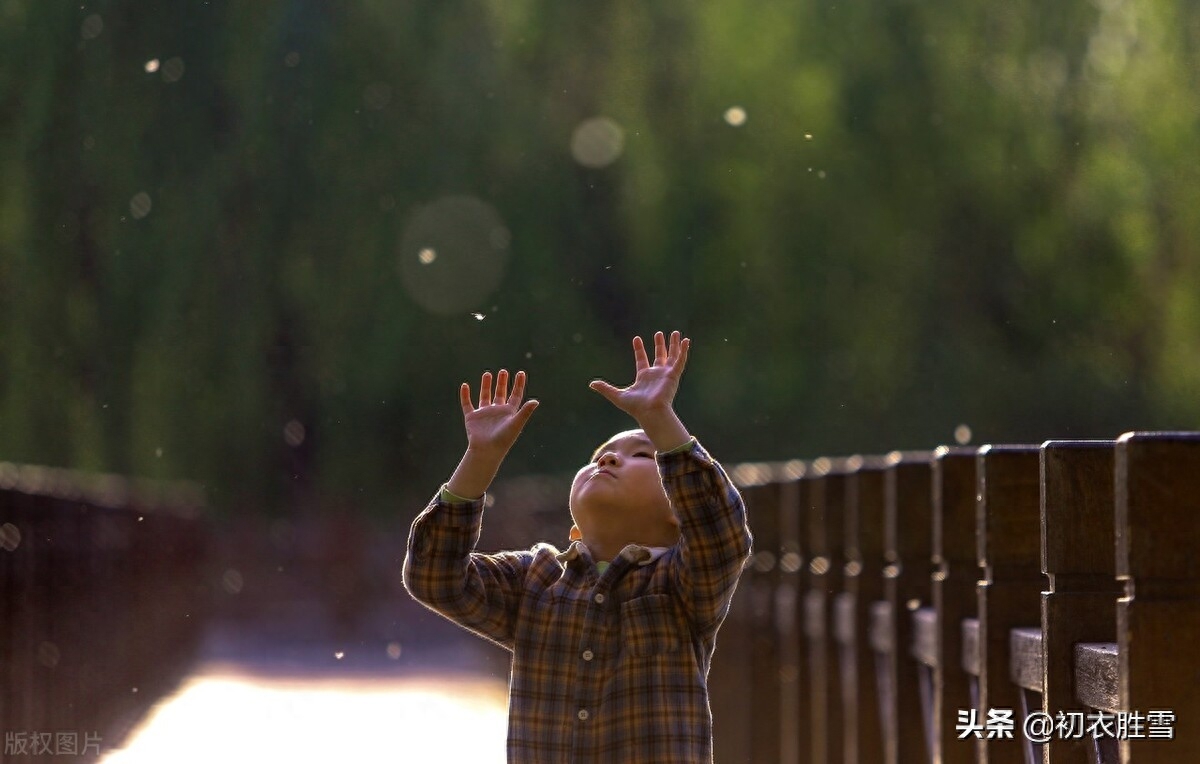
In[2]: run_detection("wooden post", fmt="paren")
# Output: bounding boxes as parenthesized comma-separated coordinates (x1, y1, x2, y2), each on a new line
(748, 479, 784, 764)
(1040, 441, 1119, 764)
(806, 459, 847, 764)
(931, 446, 978, 764)
(974, 445, 1042, 764)
(883, 451, 934, 763)
(842, 455, 888, 764)
(777, 464, 807, 764)
(1115, 432, 1200, 762)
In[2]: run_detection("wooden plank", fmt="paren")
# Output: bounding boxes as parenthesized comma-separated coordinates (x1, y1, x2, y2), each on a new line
(790, 471, 815, 764)
(842, 455, 887, 764)
(1041, 440, 1120, 764)
(883, 451, 933, 764)
(1073, 642, 1119, 713)
(776, 473, 805, 764)
(932, 446, 978, 764)
(911, 607, 937, 668)
(1115, 432, 1200, 762)
(962, 618, 980, 678)
(805, 460, 847, 764)
(747, 481, 784, 764)
(1007, 627, 1042, 692)
(975, 445, 1042, 764)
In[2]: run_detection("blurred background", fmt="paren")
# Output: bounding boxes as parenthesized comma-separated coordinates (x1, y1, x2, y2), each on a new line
(1, 0, 1198, 759)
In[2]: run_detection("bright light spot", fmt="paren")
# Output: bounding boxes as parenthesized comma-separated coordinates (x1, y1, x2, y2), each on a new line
(752, 551, 776, 573)
(100, 671, 509, 764)
(418, 248, 437, 265)
(81, 14, 103, 40)
(283, 420, 306, 447)
(283, 51, 301, 68)
(221, 569, 244, 595)
(809, 556, 831, 575)
(780, 552, 803, 573)
(130, 192, 152, 220)
(0, 522, 20, 552)
(386, 642, 402, 660)
(144, 59, 160, 73)
(954, 424, 972, 445)
(472, 313, 485, 321)
(334, 652, 344, 660)
(161, 57, 185, 83)
(906, 598, 922, 611)
(723, 106, 747, 127)
(804, 133, 813, 140)
(570, 117, 625, 169)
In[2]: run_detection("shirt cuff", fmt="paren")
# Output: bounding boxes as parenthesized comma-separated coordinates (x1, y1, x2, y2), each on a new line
(659, 437, 696, 455)
(440, 484, 483, 504)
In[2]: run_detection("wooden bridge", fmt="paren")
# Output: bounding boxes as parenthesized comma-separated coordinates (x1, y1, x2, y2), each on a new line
(0, 464, 209, 759)
(712, 431, 1200, 764)
(3, 431, 1197, 763)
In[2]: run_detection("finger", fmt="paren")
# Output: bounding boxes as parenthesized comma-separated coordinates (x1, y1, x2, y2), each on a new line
(509, 370, 527, 409)
(589, 379, 622, 406)
(653, 331, 667, 365)
(667, 330, 681, 363)
(495, 369, 509, 405)
(633, 336, 650, 372)
(479, 371, 493, 406)
(675, 337, 691, 375)
(459, 383, 474, 415)
(512, 399, 539, 431)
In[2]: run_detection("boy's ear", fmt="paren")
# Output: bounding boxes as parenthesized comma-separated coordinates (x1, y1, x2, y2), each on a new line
(569, 525, 582, 542)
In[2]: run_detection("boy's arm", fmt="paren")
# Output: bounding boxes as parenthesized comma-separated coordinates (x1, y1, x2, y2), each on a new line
(402, 369, 540, 649)
(590, 331, 753, 631)
(658, 441, 752, 635)
(403, 488, 534, 650)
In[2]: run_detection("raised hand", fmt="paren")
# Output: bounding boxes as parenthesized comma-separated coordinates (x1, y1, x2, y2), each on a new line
(589, 331, 692, 451)
(460, 369, 539, 458)
(446, 369, 539, 500)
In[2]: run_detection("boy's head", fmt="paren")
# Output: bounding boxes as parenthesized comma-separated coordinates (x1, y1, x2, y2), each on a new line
(568, 428, 681, 551)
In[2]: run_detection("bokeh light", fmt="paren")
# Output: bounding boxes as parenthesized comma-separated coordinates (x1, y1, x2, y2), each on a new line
(723, 106, 747, 126)
(570, 117, 625, 168)
(398, 196, 511, 315)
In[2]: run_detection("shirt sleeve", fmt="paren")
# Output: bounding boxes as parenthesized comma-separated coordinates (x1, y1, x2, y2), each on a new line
(657, 439, 754, 638)
(402, 486, 531, 651)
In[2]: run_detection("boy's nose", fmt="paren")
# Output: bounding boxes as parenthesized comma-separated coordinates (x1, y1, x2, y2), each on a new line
(598, 452, 620, 467)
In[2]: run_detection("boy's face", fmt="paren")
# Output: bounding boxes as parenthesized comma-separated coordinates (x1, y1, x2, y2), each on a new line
(568, 429, 680, 548)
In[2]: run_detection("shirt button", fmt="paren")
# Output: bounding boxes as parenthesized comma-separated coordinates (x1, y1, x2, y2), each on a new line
(582, 649, 594, 661)
(577, 709, 589, 721)
(593, 593, 605, 604)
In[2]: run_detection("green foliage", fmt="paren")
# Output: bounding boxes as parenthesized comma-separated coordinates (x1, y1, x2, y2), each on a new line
(1, 0, 1198, 516)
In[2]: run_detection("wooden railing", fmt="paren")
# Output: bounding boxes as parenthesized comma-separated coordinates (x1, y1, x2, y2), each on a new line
(0, 463, 210, 757)
(711, 431, 1200, 764)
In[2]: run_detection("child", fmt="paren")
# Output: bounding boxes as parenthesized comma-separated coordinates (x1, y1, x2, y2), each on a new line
(403, 331, 753, 763)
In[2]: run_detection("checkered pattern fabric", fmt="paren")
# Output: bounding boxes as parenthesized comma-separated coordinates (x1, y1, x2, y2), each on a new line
(403, 439, 753, 763)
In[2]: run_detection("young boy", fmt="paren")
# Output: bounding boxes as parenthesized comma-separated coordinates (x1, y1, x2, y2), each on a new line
(403, 331, 753, 763)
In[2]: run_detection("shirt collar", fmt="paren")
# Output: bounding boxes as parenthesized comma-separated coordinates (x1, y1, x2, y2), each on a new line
(555, 540, 671, 567)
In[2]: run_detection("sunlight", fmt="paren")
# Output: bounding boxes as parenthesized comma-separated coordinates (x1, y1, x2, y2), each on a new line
(101, 667, 508, 764)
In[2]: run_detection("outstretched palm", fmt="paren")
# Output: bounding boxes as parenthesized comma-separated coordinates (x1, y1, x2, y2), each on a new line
(590, 331, 691, 420)
(461, 369, 538, 457)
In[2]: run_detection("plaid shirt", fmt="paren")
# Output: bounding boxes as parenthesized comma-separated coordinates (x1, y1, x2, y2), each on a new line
(403, 439, 753, 763)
